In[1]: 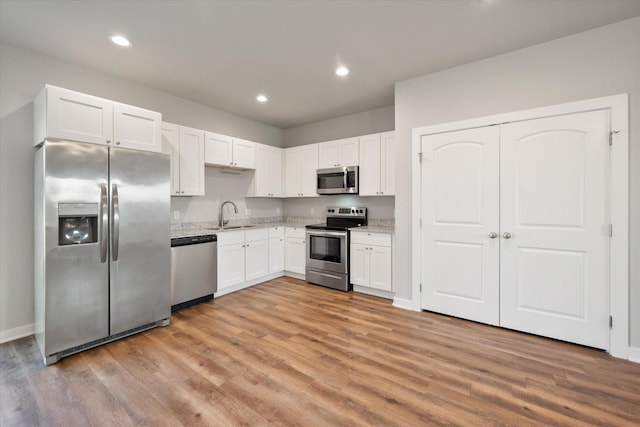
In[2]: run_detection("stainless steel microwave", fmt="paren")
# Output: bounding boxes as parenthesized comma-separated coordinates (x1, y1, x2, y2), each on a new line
(316, 166, 358, 195)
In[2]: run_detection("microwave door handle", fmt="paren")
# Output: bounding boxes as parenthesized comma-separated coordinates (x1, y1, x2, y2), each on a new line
(111, 183, 120, 262)
(343, 171, 347, 191)
(100, 183, 108, 263)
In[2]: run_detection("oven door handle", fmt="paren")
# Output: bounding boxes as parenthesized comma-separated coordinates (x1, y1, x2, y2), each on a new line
(306, 230, 347, 237)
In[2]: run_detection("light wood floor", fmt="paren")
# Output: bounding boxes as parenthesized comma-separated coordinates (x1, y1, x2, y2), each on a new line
(2, 277, 639, 426)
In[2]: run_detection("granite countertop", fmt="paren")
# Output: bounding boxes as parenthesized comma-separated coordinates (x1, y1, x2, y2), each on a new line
(171, 217, 320, 239)
(349, 225, 395, 234)
(171, 217, 394, 238)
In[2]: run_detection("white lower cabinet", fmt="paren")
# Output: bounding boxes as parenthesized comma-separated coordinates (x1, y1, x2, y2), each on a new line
(350, 231, 392, 292)
(245, 239, 268, 281)
(268, 227, 285, 273)
(285, 227, 306, 274)
(217, 231, 247, 290)
(217, 228, 277, 293)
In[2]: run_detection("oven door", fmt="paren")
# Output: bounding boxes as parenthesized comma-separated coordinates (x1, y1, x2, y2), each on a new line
(305, 230, 347, 274)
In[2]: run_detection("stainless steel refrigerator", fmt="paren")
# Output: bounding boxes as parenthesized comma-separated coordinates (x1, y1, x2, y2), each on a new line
(34, 140, 171, 365)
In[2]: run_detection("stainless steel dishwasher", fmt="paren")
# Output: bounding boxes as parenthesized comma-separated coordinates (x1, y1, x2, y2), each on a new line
(170, 234, 217, 311)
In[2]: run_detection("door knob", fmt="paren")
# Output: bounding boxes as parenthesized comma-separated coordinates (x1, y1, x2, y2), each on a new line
(503, 232, 512, 239)
(488, 232, 498, 239)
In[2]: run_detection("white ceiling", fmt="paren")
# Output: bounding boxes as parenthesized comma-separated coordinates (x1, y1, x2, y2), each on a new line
(1, 0, 640, 129)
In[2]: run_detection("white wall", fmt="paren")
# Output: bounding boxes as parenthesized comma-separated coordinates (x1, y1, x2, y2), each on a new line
(394, 18, 640, 346)
(0, 42, 283, 340)
(283, 105, 395, 147)
(284, 196, 394, 221)
(171, 167, 283, 225)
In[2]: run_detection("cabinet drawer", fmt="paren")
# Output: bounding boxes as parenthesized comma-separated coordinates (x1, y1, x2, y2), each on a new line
(351, 231, 391, 247)
(217, 230, 245, 246)
(268, 226, 285, 239)
(245, 227, 268, 242)
(285, 227, 305, 238)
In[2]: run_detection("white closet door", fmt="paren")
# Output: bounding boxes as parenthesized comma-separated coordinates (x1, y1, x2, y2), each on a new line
(420, 126, 500, 325)
(499, 110, 610, 350)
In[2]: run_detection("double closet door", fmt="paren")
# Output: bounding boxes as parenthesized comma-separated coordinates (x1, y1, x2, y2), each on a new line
(420, 110, 610, 350)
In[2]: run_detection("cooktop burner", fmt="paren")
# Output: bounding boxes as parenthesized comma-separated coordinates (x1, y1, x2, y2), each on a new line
(306, 207, 367, 231)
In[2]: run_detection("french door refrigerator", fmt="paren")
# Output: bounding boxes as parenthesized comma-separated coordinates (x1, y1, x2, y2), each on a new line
(34, 140, 171, 365)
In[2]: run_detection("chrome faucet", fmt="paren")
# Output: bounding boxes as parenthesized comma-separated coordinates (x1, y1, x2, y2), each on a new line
(218, 201, 238, 228)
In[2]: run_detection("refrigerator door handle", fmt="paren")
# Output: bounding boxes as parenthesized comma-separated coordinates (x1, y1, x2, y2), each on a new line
(111, 183, 120, 261)
(100, 183, 108, 263)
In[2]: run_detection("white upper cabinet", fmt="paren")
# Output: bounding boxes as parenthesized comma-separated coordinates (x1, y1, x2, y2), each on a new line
(380, 131, 396, 195)
(359, 131, 395, 196)
(162, 122, 204, 196)
(318, 137, 359, 168)
(204, 131, 256, 169)
(34, 85, 162, 153)
(248, 143, 283, 197)
(113, 103, 162, 152)
(285, 144, 319, 197)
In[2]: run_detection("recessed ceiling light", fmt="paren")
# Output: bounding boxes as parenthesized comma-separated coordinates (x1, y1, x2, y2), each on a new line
(335, 66, 350, 76)
(256, 94, 268, 103)
(110, 34, 132, 47)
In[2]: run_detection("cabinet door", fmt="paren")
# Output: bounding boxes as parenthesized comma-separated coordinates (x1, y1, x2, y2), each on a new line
(252, 143, 270, 197)
(349, 243, 369, 286)
(300, 144, 319, 197)
(245, 239, 268, 281)
(269, 237, 285, 273)
(285, 148, 302, 197)
(161, 123, 181, 196)
(45, 85, 113, 145)
(204, 131, 233, 166)
(380, 131, 396, 196)
(318, 141, 339, 168)
(369, 245, 392, 291)
(113, 103, 162, 153)
(358, 134, 381, 196)
(232, 138, 256, 169)
(252, 144, 283, 197)
(178, 126, 205, 196)
(285, 237, 306, 274)
(269, 147, 284, 197)
(337, 137, 359, 166)
(218, 243, 245, 289)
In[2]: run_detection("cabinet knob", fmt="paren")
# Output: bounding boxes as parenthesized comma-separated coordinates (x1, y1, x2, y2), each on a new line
(180, 191, 185, 194)
(489, 232, 498, 239)
(503, 232, 512, 239)
(116, 141, 121, 145)
(106, 140, 111, 144)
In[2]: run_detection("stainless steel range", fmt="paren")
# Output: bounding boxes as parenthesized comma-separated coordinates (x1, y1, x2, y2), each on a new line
(305, 207, 367, 291)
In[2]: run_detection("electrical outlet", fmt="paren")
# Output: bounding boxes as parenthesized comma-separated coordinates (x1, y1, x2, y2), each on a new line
(310, 207, 315, 215)
(276, 208, 280, 214)
(173, 210, 180, 220)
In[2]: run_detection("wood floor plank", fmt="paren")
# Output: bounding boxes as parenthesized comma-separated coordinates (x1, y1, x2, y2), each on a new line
(1, 277, 639, 426)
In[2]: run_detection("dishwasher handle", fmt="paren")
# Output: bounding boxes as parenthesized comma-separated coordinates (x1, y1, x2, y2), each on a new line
(171, 234, 217, 247)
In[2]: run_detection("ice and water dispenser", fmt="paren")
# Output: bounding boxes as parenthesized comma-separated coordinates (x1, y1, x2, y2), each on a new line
(58, 203, 99, 246)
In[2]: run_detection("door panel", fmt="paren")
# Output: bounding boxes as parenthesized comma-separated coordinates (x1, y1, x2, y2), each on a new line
(500, 110, 609, 349)
(43, 141, 110, 354)
(109, 148, 171, 335)
(421, 126, 500, 325)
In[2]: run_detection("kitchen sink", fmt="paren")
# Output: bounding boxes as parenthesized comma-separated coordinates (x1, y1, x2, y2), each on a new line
(207, 225, 256, 231)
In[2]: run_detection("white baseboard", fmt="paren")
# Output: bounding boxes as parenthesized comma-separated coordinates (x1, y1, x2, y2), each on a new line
(214, 271, 285, 298)
(628, 346, 640, 363)
(0, 323, 34, 344)
(353, 285, 394, 300)
(284, 271, 305, 280)
(393, 297, 418, 311)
